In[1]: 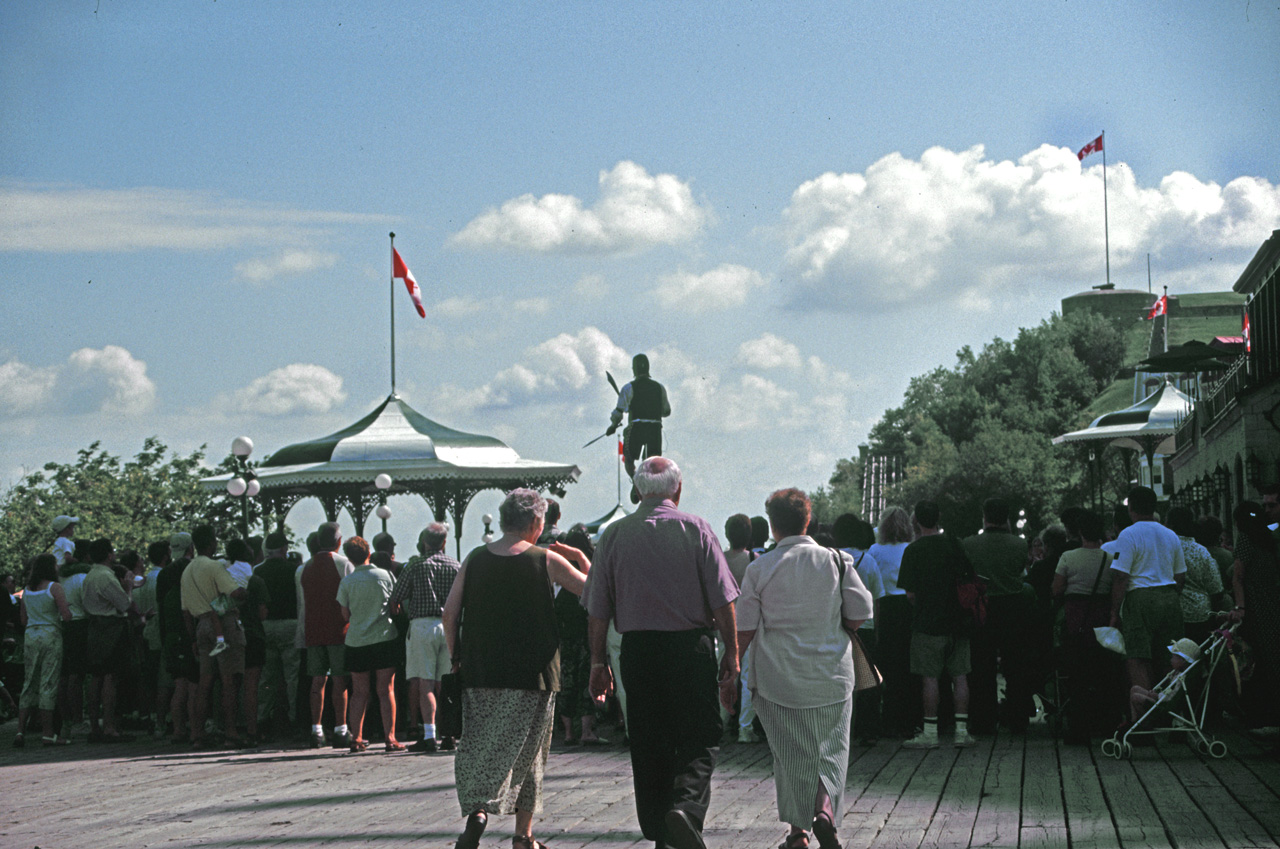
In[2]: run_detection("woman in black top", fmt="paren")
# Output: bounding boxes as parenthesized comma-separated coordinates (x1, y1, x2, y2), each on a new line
(443, 488, 588, 849)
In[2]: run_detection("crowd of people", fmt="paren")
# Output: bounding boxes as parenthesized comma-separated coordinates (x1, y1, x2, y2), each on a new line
(3, 462, 1278, 849)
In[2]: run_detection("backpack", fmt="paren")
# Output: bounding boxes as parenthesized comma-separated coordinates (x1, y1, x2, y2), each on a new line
(949, 535, 988, 635)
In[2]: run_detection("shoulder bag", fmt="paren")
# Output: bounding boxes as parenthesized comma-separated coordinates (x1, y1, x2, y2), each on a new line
(831, 549, 883, 691)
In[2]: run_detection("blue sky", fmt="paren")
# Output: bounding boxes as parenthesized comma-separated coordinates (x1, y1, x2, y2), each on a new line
(2, 1, 1278, 545)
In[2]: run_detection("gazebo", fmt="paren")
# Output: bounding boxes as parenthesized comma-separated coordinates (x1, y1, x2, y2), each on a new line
(1052, 380, 1193, 495)
(201, 392, 580, 554)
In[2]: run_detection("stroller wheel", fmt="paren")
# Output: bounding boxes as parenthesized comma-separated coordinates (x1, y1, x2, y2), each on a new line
(1101, 738, 1120, 759)
(1121, 742, 1133, 759)
(1195, 739, 1210, 756)
(1208, 740, 1228, 759)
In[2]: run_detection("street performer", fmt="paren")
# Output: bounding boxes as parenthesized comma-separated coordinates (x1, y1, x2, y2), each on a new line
(607, 354, 671, 479)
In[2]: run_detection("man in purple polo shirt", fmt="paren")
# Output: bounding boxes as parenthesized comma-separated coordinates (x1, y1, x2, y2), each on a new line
(587, 456, 740, 849)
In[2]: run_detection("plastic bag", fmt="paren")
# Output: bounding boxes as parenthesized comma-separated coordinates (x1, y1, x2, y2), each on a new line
(1093, 626, 1125, 655)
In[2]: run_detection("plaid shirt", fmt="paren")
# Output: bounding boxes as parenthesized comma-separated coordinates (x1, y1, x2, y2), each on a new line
(389, 550, 461, 619)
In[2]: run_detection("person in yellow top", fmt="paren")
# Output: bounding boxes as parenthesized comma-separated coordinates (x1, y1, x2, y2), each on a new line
(179, 525, 249, 748)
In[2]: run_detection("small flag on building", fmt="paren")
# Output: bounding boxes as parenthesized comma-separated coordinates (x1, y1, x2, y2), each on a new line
(1078, 133, 1104, 161)
(393, 248, 426, 318)
(1244, 311, 1251, 353)
(1147, 295, 1168, 320)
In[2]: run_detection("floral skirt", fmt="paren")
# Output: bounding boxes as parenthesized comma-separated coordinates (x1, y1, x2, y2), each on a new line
(455, 687, 555, 816)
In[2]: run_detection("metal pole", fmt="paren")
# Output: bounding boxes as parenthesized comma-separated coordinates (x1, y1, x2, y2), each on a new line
(1102, 131, 1110, 287)
(389, 232, 397, 395)
(1163, 285, 1169, 354)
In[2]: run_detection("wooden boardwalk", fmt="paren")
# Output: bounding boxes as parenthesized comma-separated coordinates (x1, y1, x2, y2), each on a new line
(2, 725, 1278, 849)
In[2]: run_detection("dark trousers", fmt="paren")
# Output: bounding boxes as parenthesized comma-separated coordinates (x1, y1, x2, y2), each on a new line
(621, 629, 721, 846)
(875, 596, 921, 735)
(969, 593, 1034, 732)
(623, 422, 663, 477)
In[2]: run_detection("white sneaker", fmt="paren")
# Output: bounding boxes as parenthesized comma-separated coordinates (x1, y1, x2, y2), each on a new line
(209, 641, 227, 657)
(903, 731, 939, 749)
(954, 730, 976, 747)
(737, 728, 760, 743)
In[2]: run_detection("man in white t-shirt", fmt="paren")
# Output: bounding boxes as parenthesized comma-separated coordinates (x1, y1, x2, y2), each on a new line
(1108, 486, 1186, 693)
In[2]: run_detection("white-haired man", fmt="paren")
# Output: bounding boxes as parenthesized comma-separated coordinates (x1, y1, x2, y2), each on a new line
(586, 457, 740, 849)
(390, 521, 461, 753)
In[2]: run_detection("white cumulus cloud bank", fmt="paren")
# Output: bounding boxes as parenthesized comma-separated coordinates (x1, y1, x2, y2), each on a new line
(226, 364, 348, 416)
(437, 327, 632, 412)
(235, 250, 339, 282)
(782, 144, 1280, 310)
(450, 161, 709, 254)
(655, 264, 768, 312)
(736, 333, 803, 370)
(0, 182, 387, 253)
(0, 346, 156, 417)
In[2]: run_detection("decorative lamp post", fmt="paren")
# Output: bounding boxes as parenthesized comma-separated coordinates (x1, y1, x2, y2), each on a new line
(227, 436, 257, 539)
(374, 473, 393, 534)
(482, 513, 495, 544)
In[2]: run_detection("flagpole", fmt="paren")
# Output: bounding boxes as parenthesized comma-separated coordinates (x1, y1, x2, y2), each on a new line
(1162, 285, 1168, 355)
(1102, 130, 1111, 287)
(389, 232, 397, 395)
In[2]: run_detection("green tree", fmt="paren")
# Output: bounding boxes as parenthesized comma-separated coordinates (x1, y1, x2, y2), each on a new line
(0, 438, 255, 573)
(812, 309, 1126, 534)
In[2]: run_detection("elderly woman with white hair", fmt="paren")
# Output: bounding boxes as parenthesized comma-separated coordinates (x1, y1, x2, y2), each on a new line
(736, 488, 873, 849)
(443, 488, 589, 849)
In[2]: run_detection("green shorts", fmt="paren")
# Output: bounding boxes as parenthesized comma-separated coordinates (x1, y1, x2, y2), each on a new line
(306, 644, 347, 678)
(910, 633, 971, 678)
(1120, 584, 1182, 662)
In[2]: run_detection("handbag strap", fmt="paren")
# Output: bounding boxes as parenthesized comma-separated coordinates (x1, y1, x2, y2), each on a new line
(1088, 549, 1110, 596)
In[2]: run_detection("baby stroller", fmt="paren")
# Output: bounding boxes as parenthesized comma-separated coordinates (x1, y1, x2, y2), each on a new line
(1101, 623, 1239, 760)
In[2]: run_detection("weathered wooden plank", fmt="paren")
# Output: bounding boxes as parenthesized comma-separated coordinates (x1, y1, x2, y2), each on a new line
(918, 736, 992, 849)
(1094, 749, 1174, 849)
(3, 719, 1280, 849)
(1130, 748, 1224, 849)
(1157, 742, 1278, 849)
(969, 734, 1023, 849)
(1021, 735, 1067, 849)
(1058, 742, 1120, 849)
(868, 746, 957, 849)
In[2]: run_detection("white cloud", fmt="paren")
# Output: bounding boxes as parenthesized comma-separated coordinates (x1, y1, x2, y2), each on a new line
(234, 250, 339, 282)
(0, 361, 58, 414)
(0, 346, 156, 417)
(781, 144, 1280, 310)
(450, 161, 710, 254)
(435, 295, 550, 319)
(65, 346, 157, 415)
(735, 333, 802, 370)
(573, 273, 610, 300)
(227, 364, 347, 416)
(654, 263, 768, 312)
(0, 182, 388, 253)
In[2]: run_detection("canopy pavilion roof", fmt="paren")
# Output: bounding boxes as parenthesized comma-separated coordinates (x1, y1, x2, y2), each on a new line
(582, 502, 630, 538)
(1052, 380, 1194, 465)
(200, 392, 580, 552)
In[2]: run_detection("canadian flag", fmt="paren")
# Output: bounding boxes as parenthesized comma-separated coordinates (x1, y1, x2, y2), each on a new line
(1244, 311, 1251, 353)
(1078, 133, 1104, 161)
(1147, 295, 1168, 320)
(619, 438, 625, 457)
(392, 248, 426, 318)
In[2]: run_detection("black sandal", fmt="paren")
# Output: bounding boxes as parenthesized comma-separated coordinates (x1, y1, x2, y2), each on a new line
(455, 811, 486, 849)
(812, 811, 842, 849)
(780, 832, 809, 849)
(512, 836, 547, 849)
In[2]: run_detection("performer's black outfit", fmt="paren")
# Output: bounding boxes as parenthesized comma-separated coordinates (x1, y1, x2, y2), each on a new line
(608, 356, 671, 478)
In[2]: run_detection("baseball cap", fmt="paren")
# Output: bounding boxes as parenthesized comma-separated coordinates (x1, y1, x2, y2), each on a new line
(169, 532, 193, 556)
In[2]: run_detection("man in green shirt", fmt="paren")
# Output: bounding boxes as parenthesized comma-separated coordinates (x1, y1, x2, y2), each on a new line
(961, 499, 1032, 734)
(82, 537, 136, 741)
